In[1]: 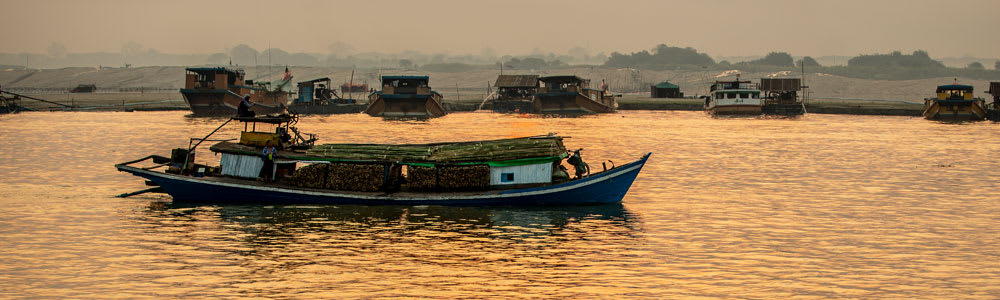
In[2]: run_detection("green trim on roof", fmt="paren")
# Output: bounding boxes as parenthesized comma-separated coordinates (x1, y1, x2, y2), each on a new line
(653, 81, 679, 89)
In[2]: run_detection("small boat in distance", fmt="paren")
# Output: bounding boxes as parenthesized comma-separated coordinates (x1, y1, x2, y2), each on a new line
(533, 76, 618, 114)
(923, 83, 987, 121)
(181, 67, 292, 116)
(489, 74, 539, 113)
(705, 79, 763, 115)
(115, 115, 650, 206)
(287, 77, 366, 115)
(365, 75, 446, 118)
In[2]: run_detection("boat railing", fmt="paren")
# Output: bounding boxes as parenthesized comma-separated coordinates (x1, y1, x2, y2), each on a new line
(180, 118, 234, 173)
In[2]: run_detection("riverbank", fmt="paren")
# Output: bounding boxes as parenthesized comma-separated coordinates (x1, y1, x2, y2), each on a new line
(10, 92, 187, 111)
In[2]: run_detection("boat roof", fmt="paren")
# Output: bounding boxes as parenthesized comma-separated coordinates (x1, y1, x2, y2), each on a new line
(653, 81, 679, 89)
(937, 84, 974, 91)
(232, 114, 295, 124)
(383, 75, 429, 81)
(495, 75, 539, 88)
(539, 75, 586, 83)
(186, 67, 243, 74)
(297, 77, 330, 86)
(304, 136, 567, 165)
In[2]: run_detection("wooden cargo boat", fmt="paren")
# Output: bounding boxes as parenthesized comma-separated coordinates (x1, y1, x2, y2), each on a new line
(760, 78, 806, 116)
(181, 67, 292, 116)
(287, 77, 366, 115)
(705, 79, 762, 115)
(489, 74, 538, 113)
(922, 84, 987, 121)
(115, 115, 649, 206)
(365, 75, 446, 118)
(533, 76, 617, 114)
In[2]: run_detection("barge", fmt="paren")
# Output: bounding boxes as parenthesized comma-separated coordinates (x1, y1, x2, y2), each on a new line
(533, 76, 618, 114)
(365, 75, 446, 118)
(181, 67, 292, 116)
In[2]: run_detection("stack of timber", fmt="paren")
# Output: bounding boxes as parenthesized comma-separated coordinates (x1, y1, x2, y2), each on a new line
(290, 163, 328, 189)
(304, 136, 566, 164)
(407, 165, 491, 191)
(290, 162, 401, 192)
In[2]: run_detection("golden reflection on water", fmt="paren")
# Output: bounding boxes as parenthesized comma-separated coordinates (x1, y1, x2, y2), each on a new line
(0, 111, 998, 299)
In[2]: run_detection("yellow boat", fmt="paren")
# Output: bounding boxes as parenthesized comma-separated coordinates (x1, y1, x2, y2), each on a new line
(922, 84, 987, 121)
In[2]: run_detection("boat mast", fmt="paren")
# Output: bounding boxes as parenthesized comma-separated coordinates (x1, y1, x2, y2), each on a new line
(348, 69, 355, 100)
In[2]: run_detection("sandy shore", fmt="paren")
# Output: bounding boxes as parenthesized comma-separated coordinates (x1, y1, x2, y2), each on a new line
(11, 92, 187, 111)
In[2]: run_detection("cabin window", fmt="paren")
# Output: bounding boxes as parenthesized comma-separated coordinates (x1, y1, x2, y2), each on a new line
(727, 93, 735, 99)
(739, 92, 749, 98)
(501, 173, 515, 183)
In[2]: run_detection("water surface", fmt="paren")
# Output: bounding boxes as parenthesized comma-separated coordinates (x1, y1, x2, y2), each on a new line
(1, 111, 998, 299)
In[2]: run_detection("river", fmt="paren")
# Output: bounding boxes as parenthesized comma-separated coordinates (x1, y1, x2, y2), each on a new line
(1, 111, 998, 299)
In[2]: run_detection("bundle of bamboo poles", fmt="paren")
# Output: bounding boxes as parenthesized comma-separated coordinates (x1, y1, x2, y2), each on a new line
(305, 136, 566, 164)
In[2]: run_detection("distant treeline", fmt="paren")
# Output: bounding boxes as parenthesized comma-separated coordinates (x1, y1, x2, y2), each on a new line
(603, 44, 1000, 80)
(3, 42, 998, 81)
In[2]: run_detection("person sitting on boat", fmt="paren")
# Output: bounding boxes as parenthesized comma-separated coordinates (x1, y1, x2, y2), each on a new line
(259, 140, 277, 183)
(238, 94, 255, 117)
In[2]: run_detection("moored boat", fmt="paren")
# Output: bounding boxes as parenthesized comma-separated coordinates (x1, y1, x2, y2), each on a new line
(115, 115, 650, 206)
(287, 77, 366, 115)
(533, 76, 618, 114)
(489, 74, 539, 113)
(181, 67, 293, 116)
(987, 82, 1000, 121)
(705, 79, 762, 115)
(365, 75, 446, 118)
(922, 83, 987, 121)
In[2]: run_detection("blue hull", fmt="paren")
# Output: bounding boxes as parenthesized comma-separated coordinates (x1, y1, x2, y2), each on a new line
(116, 153, 651, 206)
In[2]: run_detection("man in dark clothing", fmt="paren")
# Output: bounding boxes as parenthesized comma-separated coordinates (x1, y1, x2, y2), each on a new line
(238, 94, 255, 117)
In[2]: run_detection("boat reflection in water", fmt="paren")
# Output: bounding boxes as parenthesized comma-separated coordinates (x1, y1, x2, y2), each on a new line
(142, 201, 638, 241)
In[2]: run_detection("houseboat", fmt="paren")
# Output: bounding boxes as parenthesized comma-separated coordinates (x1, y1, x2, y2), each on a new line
(490, 74, 538, 113)
(759, 78, 806, 115)
(115, 115, 651, 206)
(365, 75, 446, 118)
(922, 84, 987, 121)
(533, 76, 618, 114)
(705, 79, 762, 115)
(287, 77, 366, 115)
(181, 67, 292, 116)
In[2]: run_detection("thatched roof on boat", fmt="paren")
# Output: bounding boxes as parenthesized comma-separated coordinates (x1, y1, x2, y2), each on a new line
(495, 75, 539, 88)
(305, 136, 567, 164)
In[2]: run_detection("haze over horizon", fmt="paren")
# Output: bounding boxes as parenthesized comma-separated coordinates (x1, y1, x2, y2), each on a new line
(1, 0, 998, 59)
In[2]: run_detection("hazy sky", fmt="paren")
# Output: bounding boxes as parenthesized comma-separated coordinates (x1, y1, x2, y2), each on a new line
(1, 0, 998, 58)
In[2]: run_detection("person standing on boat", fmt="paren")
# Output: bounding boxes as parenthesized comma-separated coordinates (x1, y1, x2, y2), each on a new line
(260, 140, 277, 183)
(238, 94, 255, 117)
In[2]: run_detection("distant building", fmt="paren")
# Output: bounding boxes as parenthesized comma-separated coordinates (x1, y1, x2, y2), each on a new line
(650, 81, 681, 98)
